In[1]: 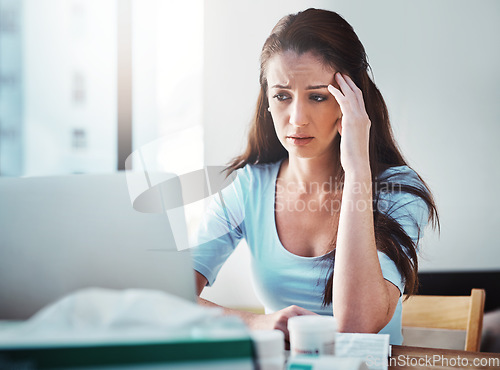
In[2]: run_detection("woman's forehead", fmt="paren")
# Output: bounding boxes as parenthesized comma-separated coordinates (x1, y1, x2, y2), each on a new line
(266, 51, 336, 87)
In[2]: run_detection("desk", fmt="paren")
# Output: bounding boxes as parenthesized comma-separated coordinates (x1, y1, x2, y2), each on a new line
(390, 345, 500, 369)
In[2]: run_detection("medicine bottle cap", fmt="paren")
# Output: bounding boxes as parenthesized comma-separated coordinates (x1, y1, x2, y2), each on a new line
(251, 329, 285, 359)
(288, 315, 337, 333)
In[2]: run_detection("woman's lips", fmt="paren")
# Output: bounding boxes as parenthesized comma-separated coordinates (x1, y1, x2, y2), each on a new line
(286, 136, 314, 146)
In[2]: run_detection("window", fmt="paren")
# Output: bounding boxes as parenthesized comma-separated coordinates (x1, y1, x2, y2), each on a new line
(0, 0, 203, 177)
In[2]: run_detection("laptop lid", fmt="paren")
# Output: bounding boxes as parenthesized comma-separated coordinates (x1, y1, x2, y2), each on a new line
(0, 173, 196, 320)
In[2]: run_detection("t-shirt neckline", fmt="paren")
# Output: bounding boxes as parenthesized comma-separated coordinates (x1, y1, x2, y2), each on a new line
(270, 159, 330, 260)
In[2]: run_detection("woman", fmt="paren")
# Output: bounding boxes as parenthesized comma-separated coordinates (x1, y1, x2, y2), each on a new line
(192, 8, 438, 345)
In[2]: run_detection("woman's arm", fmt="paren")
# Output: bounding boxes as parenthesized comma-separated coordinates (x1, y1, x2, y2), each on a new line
(334, 170, 400, 332)
(195, 271, 317, 342)
(196, 271, 259, 328)
(328, 73, 400, 333)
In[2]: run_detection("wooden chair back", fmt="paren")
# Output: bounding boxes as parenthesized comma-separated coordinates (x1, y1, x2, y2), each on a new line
(402, 288, 486, 351)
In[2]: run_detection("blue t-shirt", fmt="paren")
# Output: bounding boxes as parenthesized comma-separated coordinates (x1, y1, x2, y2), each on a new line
(191, 160, 429, 345)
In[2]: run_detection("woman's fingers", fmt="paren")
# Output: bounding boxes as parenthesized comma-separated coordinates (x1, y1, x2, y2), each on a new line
(342, 74, 366, 110)
(335, 72, 357, 102)
(272, 305, 319, 342)
(327, 83, 344, 102)
(328, 76, 352, 113)
(330, 73, 365, 111)
(292, 306, 318, 316)
(328, 83, 349, 120)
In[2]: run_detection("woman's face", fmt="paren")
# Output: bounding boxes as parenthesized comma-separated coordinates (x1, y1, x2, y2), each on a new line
(266, 51, 342, 161)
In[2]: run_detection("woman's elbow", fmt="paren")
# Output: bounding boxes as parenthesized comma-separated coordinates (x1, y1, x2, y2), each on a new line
(336, 318, 383, 334)
(335, 307, 391, 334)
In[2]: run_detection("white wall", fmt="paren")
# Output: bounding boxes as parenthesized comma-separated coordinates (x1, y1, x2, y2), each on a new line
(201, 0, 500, 306)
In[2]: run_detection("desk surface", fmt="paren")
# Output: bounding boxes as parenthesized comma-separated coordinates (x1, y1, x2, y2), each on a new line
(390, 345, 500, 369)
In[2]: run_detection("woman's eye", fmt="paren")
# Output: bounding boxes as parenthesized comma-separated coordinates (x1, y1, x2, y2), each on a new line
(310, 94, 327, 102)
(273, 94, 290, 102)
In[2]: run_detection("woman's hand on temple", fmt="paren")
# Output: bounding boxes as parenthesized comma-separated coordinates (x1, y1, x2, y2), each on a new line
(248, 305, 318, 343)
(328, 73, 371, 175)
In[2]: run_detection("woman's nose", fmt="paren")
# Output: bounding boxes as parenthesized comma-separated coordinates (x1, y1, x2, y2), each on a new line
(289, 100, 308, 127)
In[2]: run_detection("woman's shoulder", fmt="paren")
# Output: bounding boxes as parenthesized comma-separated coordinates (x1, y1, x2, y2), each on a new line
(375, 166, 432, 239)
(375, 165, 430, 217)
(234, 160, 282, 184)
(377, 165, 424, 189)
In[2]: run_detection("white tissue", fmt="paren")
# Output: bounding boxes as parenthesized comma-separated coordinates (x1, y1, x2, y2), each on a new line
(0, 288, 229, 347)
(336, 333, 390, 370)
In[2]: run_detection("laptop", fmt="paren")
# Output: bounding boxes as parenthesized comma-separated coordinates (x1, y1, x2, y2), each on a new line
(0, 172, 196, 320)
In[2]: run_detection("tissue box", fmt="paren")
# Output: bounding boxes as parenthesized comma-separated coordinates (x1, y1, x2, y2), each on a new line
(0, 337, 254, 369)
(0, 289, 255, 369)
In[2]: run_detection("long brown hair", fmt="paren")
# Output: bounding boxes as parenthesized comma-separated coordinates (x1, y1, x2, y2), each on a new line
(227, 8, 439, 305)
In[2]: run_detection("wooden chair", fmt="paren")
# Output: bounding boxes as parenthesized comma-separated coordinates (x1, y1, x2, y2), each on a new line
(402, 289, 486, 351)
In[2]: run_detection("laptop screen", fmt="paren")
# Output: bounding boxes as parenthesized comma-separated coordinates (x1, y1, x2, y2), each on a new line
(0, 173, 196, 320)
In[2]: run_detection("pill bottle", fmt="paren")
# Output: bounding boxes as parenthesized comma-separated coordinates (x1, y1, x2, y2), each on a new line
(288, 315, 336, 357)
(251, 329, 285, 370)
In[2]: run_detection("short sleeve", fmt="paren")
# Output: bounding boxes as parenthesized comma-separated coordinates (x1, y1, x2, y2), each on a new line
(190, 167, 248, 286)
(378, 250, 405, 294)
(376, 166, 430, 242)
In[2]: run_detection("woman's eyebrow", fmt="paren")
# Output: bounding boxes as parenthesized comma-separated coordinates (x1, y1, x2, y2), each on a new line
(271, 84, 291, 89)
(306, 84, 329, 90)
